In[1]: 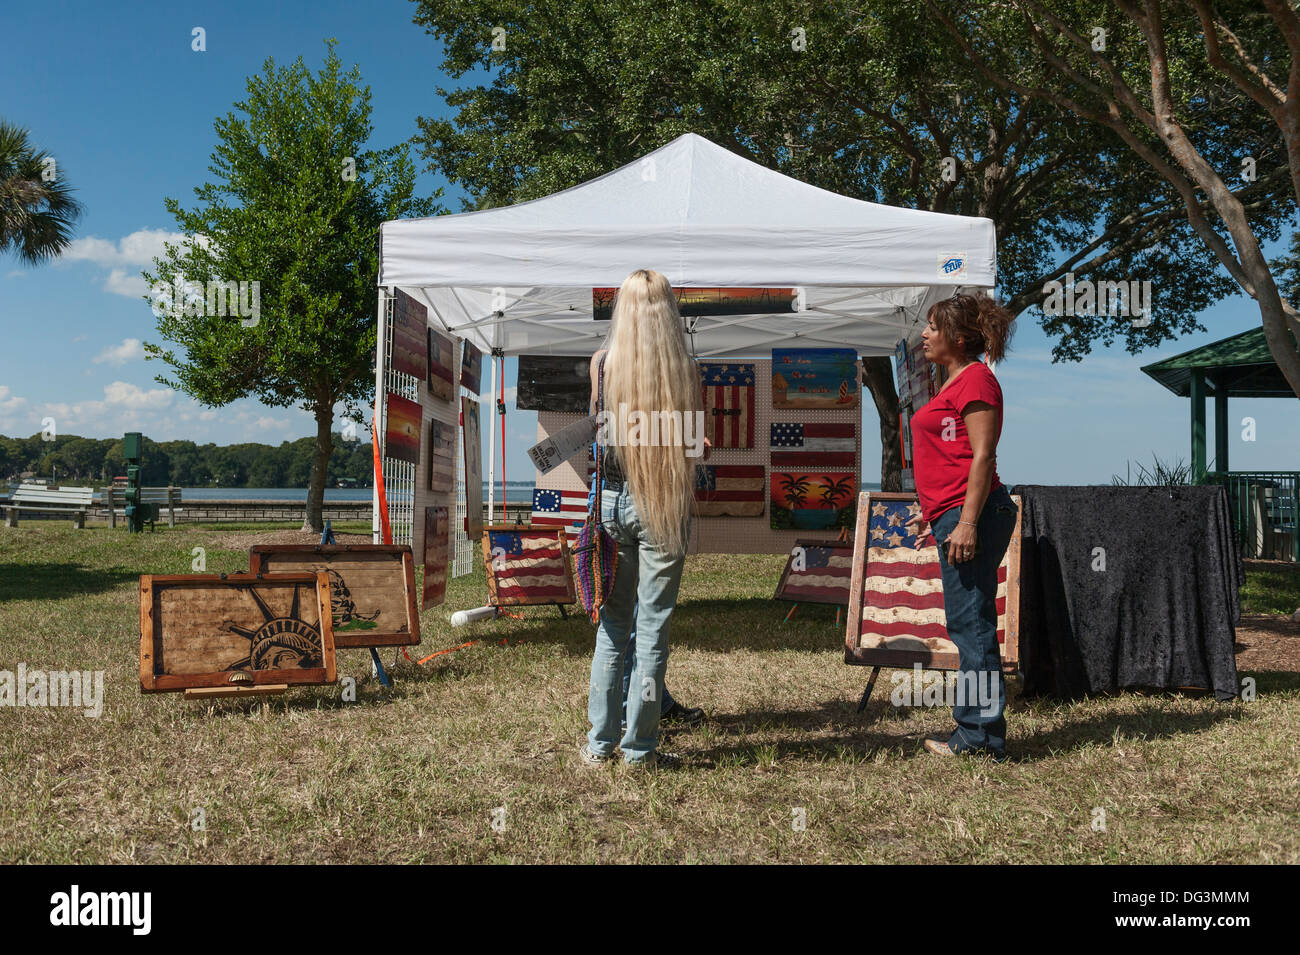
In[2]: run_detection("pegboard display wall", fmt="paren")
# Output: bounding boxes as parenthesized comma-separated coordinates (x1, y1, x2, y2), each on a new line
(535, 358, 861, 555)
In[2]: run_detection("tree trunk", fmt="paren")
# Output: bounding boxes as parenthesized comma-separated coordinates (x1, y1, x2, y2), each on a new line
(303, 404, 334, 533)
(861, 357, 902, 492)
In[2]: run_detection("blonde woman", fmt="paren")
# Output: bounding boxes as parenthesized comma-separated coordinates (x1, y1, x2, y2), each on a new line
(580, 269, 702, 769)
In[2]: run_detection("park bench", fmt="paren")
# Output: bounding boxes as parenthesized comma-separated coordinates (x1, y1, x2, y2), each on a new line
(2, 485, 96, 528)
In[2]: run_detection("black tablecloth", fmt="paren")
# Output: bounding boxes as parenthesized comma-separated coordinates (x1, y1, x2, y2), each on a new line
(1010, 485, 1242, 701)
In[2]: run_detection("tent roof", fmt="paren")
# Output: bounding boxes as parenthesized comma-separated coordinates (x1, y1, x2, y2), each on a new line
(1141, 327, 1299, 398)
(378, 133, 997, 357)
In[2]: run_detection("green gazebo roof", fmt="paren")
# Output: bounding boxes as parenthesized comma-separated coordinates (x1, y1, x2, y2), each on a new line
(1141, 327, 1297, 398)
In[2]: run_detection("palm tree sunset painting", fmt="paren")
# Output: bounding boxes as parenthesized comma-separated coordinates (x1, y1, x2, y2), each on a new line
(770, 470, 857, 530)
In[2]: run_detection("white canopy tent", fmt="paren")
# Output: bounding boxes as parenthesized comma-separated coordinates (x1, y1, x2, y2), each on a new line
(374, 132, 998, 555)
(377, 132, 997, 359)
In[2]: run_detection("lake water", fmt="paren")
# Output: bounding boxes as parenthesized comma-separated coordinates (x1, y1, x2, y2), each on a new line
(180, 481, 884, 502)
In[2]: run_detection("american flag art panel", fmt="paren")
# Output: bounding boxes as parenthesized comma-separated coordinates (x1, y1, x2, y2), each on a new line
(482, 528, 575, 606)
(699, 362, 755, 449)
(694, 464, 765, 517)
(844, 493, 1022, 671)
(773, 539, 854, 605)
(531, 487, 588, 540)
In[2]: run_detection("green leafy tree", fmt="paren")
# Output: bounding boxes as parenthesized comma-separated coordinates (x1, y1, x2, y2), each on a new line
(928, 0, 1300, 396)
(0, 120, 83, 264)
(144, 41, 440, 529)
(411, 0, 1295, 485)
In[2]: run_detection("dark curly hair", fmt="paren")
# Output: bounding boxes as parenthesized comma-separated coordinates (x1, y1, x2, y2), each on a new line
(927, 292, 1015, 363)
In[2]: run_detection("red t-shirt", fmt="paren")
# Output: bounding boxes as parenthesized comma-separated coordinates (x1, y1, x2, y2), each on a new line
(910, 361, 1003, 523)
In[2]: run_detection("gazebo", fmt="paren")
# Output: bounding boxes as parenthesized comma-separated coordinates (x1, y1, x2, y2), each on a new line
(1141, 327, 1299, 560)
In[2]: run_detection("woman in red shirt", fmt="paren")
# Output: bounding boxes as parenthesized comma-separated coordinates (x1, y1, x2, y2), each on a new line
(906, 292, 1017, 761)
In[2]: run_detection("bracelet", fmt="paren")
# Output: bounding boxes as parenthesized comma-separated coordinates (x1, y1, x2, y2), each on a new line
(958, 520, 977, 527)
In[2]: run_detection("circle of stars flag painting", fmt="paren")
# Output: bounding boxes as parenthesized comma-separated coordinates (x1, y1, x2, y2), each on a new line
(531, 487, 588, 540)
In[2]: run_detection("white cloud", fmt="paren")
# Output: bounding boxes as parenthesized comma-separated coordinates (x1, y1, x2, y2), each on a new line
(63, 229, 190, 268)
(104, 268, 150, 299)
(0, 385, 26, 412)
(92, 338, 145, 366)
(254, 416, 287, 431)
(104, 380, 173, 410)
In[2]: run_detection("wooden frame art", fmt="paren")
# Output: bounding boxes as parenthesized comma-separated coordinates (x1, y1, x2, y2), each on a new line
(844, 491, 1022, 673)
(481, 525, 576, 608)
(773, 537, 855, 605)
(139, 572, 337, 693)
(248, 545, 421, 649)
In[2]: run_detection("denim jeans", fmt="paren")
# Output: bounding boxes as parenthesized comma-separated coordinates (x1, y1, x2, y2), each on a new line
(930, 484, 1019, 757)
(621, 638, 676, 724)
(586, 485, 687, 762)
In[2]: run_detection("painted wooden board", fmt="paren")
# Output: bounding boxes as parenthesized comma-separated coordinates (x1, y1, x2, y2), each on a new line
(423, 504, 450, 608)
(428, 328, 457, 402)
(248, 545, 421, 649)
(139, 572, 337, 693)
(462, 396, 484, 540)
(843, 492, 1022, 672)
(460, 339, 483, 393)
(694, 464, 765, 517)
(482, 526, 575, 606)
(771, 347, 859, 409)
(385, 392, 421, 466)
(699, 362, 755, 449)
(391, 289, 428, 380)
(428, 418, 456, 493)
(773, 538, 854, 605)
(770, 470, 857, 530)
(517, 355, 590, 413)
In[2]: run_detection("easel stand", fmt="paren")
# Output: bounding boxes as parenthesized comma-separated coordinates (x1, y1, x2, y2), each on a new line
(855, 666, 883, 715)
(320, 520, 391, 689)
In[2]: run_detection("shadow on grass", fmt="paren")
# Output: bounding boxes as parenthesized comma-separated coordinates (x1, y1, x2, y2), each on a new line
(0, 562, 138, 601)
(415, 596, 845, 658)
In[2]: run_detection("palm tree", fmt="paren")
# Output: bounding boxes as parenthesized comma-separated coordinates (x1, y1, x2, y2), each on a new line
(777, 473, 811, 508)
(823, 474, 856, 507)
(0, 121, 82, 264)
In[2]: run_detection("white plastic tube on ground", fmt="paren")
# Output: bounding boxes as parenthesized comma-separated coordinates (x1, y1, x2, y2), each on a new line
(450, 605, 498, 627)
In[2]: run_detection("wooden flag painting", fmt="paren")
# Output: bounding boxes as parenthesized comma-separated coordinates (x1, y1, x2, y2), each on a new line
(482, 527, 576, 606)
(423, 505, 450, 608)
(531, 487, 587, 540)
(694, 464, 765, 517)
(844, 492, 1022, 671)
(462, 397, 483, 539)
(769, 422, 856, 470)
(461, 339, 483, 393)
(771, 347, 859, 409)
(770, 470, 857, 530)
(427, 418, 455, 493)
(391, 289, 428, 380)
(427, 328, 456, 402)
(699, 362, 755, 449)
(384, 392, 421, 466)
(773, 539, 855, 605)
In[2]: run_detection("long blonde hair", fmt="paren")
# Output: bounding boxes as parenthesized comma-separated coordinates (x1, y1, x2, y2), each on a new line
(603, 269, 700, 557)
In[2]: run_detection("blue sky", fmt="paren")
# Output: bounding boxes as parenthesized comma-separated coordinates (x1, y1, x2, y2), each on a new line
(2, 0, 1296, 485)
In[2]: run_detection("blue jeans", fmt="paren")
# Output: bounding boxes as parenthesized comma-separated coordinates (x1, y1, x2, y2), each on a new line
(621, 638, 676, 723)
(586, 485, 687, 762)
(930, 485, 1018, 757)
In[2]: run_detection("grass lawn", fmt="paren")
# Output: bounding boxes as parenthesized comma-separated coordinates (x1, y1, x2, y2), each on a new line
(1, 523, 1297, 864)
